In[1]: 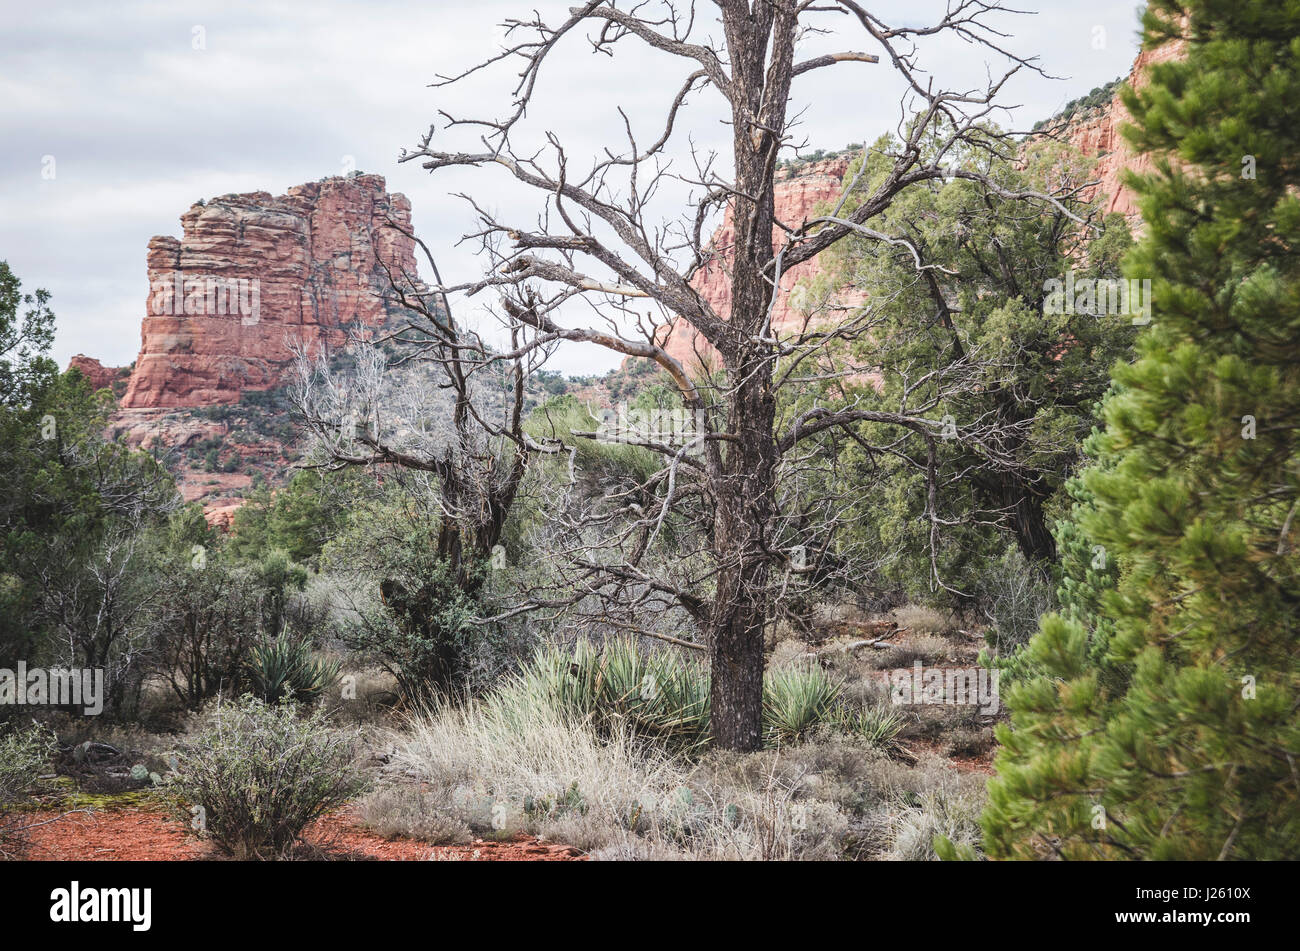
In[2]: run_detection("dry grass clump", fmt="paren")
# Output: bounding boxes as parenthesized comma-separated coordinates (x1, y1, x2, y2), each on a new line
(381, 684, 982, 860)
(942, 727, 996, 758)
(356, 784, 472, 845)
(891, 604, 959, 637)
(901, 704, 987, 742)
(372, 638, 989, 860)
(856, 751, 988, 859)
(861, 633, 958, 671)
(322, 666, 400, 725)
(811, 602, 867, 626)
(840, 671, 893, 708)
(881, 787, 985, 860)
(383, 686, 686, 848)
(768, 638, 814, 669)
(381, 685, 844, 858)
(382, 690, 838, 859)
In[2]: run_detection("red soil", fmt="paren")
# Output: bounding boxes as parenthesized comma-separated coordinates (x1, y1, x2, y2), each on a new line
(15, 807, 584, 862)
(16, 809, 208, 861)
(902, 738, 996, 775)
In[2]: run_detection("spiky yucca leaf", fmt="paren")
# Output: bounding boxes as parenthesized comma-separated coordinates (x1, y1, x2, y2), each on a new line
(245, 634, 340, 704)
(762, 664, 843, 744)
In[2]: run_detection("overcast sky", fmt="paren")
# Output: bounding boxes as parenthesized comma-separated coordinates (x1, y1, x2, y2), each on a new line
(1, 0, 1144, 377)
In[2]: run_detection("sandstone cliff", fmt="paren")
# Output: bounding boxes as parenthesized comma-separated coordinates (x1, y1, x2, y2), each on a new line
(659, 42, 1183, 369)
(119, 173, 420, 408)
(1058, 39, 1187, 226)
(67, 354, 128, 394)
(662, 155, 855, 369)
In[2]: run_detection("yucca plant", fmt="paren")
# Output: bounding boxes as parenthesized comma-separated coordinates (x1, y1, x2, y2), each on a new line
(245, 634, 340, 704)
(499, 641, 876, 753)
(517, 639, 711, 751)
(762, 664, 843, 744)
(837, 701, 904, 749)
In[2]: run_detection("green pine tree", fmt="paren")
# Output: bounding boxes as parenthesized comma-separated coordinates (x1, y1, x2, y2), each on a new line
(982, 0, 1300, 860)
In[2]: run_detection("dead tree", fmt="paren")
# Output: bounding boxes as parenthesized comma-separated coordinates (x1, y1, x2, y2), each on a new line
(289, 230, 561, 599)
(400, 0, 1084, 750)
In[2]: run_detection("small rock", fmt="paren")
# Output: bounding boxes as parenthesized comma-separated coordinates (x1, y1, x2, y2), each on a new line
(73, 741, 120, 764)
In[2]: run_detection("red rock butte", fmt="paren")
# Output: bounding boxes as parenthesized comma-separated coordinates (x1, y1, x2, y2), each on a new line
(119, 173, 420, 408)
(658, 42, 1180, 371)
(661, 155, 854, 371)
(67, 354, 124, 392)
(1064, 39, 1186, 226)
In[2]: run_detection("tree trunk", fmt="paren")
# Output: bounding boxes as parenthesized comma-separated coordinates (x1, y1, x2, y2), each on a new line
(983, 472, 1057, 564)
(707, 130, 781, 749)
(703, 4, 796, 752)
(709, 365, 779, 750)
(1012, 489, 1056, 564)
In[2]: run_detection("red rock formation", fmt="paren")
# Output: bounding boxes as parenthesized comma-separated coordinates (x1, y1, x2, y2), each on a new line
(120, 173, 420, 408)
(67, 354, 124, 392)
(106, 404, 292, 521)
(1063, 39, 1187, 226)
(202, 502, 243, 532)
(662, 156, 856, 369)
(108, 408, 227, 452)
(658, 43, 1187, 371)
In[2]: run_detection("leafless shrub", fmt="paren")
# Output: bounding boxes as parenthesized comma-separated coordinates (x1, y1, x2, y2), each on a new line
(979, 546, 1056, 655)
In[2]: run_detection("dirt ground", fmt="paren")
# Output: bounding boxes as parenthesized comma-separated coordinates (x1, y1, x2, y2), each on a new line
(14, 806, 585, 861)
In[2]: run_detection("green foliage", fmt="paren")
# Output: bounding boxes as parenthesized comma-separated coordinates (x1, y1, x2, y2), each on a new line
(598, 355, 662, 402)
(523, 393, 699, 558)
(0, 261, 58, 407)
(1031, 77, 1124, 132)
(516, 639, 712, 752)
(0, 272, 183, 712)
(244, 633, 341, 705)
(147, 509, 259, 709)
(934, 835, 980, 861)
(166, 696, 368, 859)
(228, 470, 347, 565)
(762, 663, 842, 744)
(144, 511, 321, 710)
(984, 0, 1300, 859)
(247, 548, 308, 639)
(0, 325, 320, 713)
(526, 394, 661, 489)
(531, 368, 569, 398)
(775, 143, 862, 173)
(807, 126, 1135, 608)
(993, 461, 1132, 692)
(320, 481, 498, 700)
